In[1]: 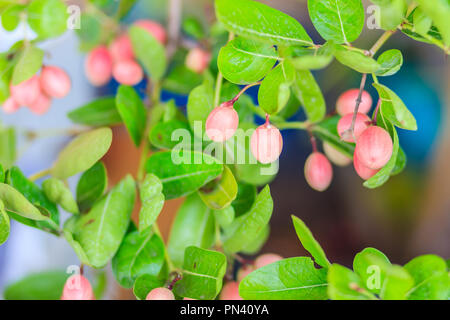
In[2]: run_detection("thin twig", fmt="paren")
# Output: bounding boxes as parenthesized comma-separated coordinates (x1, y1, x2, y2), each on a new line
(166, 0, 182, 60)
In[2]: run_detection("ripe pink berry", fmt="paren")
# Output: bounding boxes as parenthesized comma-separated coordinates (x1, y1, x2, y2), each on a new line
(220, 282, 243, 300)
(84, 46, 113, 86)
(10, 75, 40, 106)
(355, 126, 393, 170)
(237, 264, 255, 282)
(205, 103, 239, 142)
(28, 93, 51, 115)
(336, 89, 372, 116)
(2, 97, 20, 114)
(40, 66, 71, 98)
(250, 123, 283, 164)
(323, 142, 351, 167)
(61, 275, 95, 300)
(109, 34, 134, 62)
(254, 253, 283, 269)
(337, 113, 371, 143)
(185, 48, 211, 74)
(304, 152, 333, 192)
(353, 152, 379, 180)
(112, 59, 144, 86)
(134, 20, 167, 44)
(145, 287, 175, 300)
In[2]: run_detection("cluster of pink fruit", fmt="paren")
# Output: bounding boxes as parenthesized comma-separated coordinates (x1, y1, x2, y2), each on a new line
(2, 66, 71, 115)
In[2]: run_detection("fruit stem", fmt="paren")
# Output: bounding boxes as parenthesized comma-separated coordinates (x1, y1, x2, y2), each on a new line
(167, 272, 182, 290)
(372, 99, 381, 125)
(308, 130, 318, 153)
(214, 32, 234, 106)
(348, 73, 368, 141)
(230, 81, 261, 104)
(28, 168, 51, 182)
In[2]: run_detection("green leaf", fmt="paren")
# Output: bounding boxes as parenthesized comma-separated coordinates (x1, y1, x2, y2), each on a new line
(372, 0, 406, 31)
(27, 0, 68, 39)
(223, 185, 273, 253)
(75, 13, 102, 49)
(373, 83, 417, 131)
(380, 265, 414, 300)
(0, 200, 10, 245)
(312, 115, 355, 158)
(149, 120, 193, 150)
(292, 69, 326, 123)
(0, 183, 48, 221)
(198, 165, 237, 210)
(51, 127, 113, 179)
(115, 85, 147, 146)
(76, 161, 107, 213)
(167, 194, 215, 267)
(63, 216, 91, 265)
(1, 5, 24, 31)
(353, 247, 390, 294)
(218, 37, 278, 85)
(68, 97, 122, 126)
(182, 16, 205, 39)
(240, 224, 269, 255)
(215, 0, 313, 46)
(334, 45, 380, 74)
(3, 270, 69, 300)
(11, 45, 44, 85)
(289, 45, 334, 70)
(129, 25, 166, 80)
(308, 0, 364, 44)
(0, 164, 4, 182)
(133, 274, 165, 300)
(42, 178, 78, 214)
(375, 49, 403, 76)
(404, 254, 449, 300)
(0, 125, 16, 169)
(391, 146, 407, 176)
(239, 257, 328, 300)
(145, 151, 223, 200)
(112, 228, 165, 288)
(117, 0, 138, 19)
(412, 8, 433, 36)
(138, 174, 164, 232)
(327, 264, 376, 300)
(68, 175, 136, 268)
(291, 215, 330, 268)
(213, 205, 235, 228)
(174, 246, 227, 300)
(258, 61, 295, 115)
(232, 182, 257, 217)
(162, 65, 203, 95)
(187, 82, 214, 138)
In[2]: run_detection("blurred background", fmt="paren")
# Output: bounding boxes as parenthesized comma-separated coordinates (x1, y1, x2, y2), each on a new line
(0, 0, 448, 299)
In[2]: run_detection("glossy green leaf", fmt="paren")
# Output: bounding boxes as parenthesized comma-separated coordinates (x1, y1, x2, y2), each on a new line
(133, 274, 165, 300)
(0, 125, 16, 169)
(68, 97, 122, 126)
(174, 246, 227, 300)
(240, 224, 269, 255)
(334, 46, 380, 74)
(116, 85, 147, 146)
(372, 0, 405, 31)
(145, 151, 223, 200)
(162, 65, 203, 95)
(187, 82, 214, 137)
(0, 56, 12, 103)
(412, 8, 433, 36)
(27, 0, 68, 39)
(149, 120, 193, 150)
(0, 200, 10, 245)
(138, 174, 164, 232)
(289, 46, 334, 70)
(292, 70, 326, 123)
(51, 127, 113, 179)
(0, 164, 4, 182)
(223, 185, 273, 253)
(167, 194, 215, 267)
(375, 49, 403, 76)
(239, 257, 328, 300)
(198, 165, 237, 210)
(129, 25, 166, 80)
(215, 0, 313, 46)
(312, 115, 355, 158)
(11, 45, 44, 85)
(0, 183, 48, 221)
(380, 265, 414, 300)
(232, 182, 257, 217)
(213, 205, 235, 228)
(1, 5, 24, 31)
(308, 0, 364, 44)
(218, 37, 278, 85)
(327, 264, 376, 300)
(182, 16, 205, 39)
(76, 161, 107, 213)
(391, 146, 407, 176)
(63, 216, 90, 265)
(353, 247, 390, 294)
(42, 178, 78, 214)
(291, 215, 330, 268)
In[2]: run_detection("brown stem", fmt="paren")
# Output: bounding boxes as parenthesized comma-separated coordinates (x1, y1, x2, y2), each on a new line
(167, 272, 182, 290)
(348, 73, 368, 141)
(372, 99, 381, 125)
(230, 81, 261, 104)
(166, 0, 182, 60)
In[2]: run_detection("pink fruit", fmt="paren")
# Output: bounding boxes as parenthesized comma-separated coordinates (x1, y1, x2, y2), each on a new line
(109, 34, 134, 62)
(84, 46, 113, 86)
(28, 93, 51, 115)
(2, 97, 20, 114)
(250, 123, 283, 164)
(40, 66, 71, 98)
(355, 126, 393, 170)
(323, 142, 351, 167)
(337, 113, 371, 143)
(304, 152, 333, 192)
(185, 48, 211, 74)
(336, 89, 372, 116)
(254, 253, 283, 269)
(134, 20, 167, 44)
(205, 103, 239, 142)
(237, 264, 255, 282)
(10, 75, 40, 106)
(146, 287, 175, 300)
(353, 152, 379, 180)
(220, 282, 242, 300)
(61, 275, 95, 300)
(112, 59, 144, 86)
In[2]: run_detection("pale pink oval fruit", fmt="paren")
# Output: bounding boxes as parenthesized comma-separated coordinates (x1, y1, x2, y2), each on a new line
(61, 275, 95, 300)
(109, 34, 134, 62)
(355, 126, 393, 170)
(2, 97, 20, 114)
(185, 48, 211, 74)
(254, 253, 283, 269)
(84, 46, 113, 86)
(353, 152, 379, 180)
(336, 89, 372, 116)
(304, 152, 333, 192)
(28, 93, 51, 115)
(40, 66, 71, 98)
(237, 264, 255, 282)
(220, 282, 242, 300)
(250, 124, 283, 164)
(323, 142, 351, 167)
(205, 104, 239, 142)
(10, 75, 40, 106)
(146, 287, 175, 300)
(112, 59, 144, 86)
(337, 113, 371, 143)
(134, 20, 167, 44)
